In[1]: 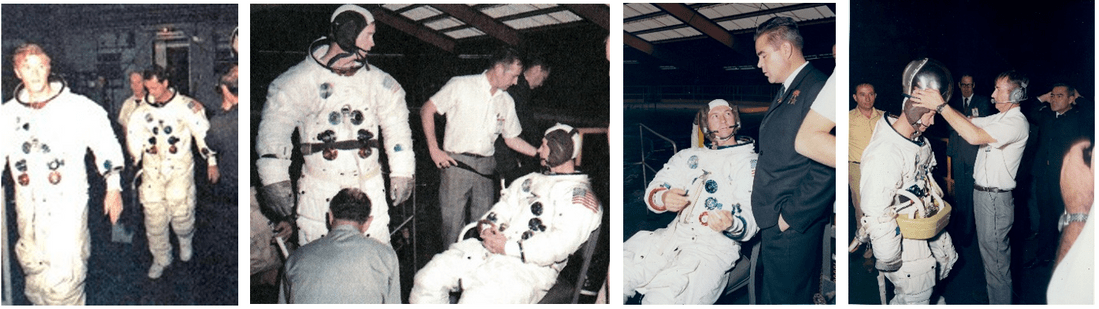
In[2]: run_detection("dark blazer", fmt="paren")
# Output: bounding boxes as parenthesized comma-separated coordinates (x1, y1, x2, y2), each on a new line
(946, 94, 993, 163)
(751, 62, 834, 232)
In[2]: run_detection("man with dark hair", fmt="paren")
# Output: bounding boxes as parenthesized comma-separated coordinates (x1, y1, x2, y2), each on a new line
(849, 83, 881, 232)
(2, 43, 125, 305)
(421, 46, 538, 248)
(127, 64, 219, 279)
(750, 16, 834, 304)
(855, 58, 957, 304)
(280, 188, 401, 304)
(495, 54, 553, 182)
(1023, 82, 1094, 268)
(910, 70, 1030, 304)
(411, 123, 601, 304)
(256, 4, 415, 247)
(946, 74, 992, 241)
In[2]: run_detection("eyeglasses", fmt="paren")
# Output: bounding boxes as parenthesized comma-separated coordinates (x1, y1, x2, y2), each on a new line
(960, 83, 974, 87)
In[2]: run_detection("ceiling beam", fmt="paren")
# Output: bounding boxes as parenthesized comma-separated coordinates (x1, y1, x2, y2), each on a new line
(562, 4, 609, 30)
(432, 4, 520, 46)
(372, 8, 456, 53)
(624, 9, 664, 23)
(654, 3, 733, 49)
(712, 3, 826, 23)
(624, 31, 690, 70)
(498, 6, 571, 23)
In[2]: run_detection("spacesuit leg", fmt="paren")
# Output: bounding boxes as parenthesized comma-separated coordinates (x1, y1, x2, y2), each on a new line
(141, 175, 173, 275)
(16, 214, 88, 305)
(883, 257, 935, 304)
(459, 256, 557, 304)
(359, 174, 391, 245)
(167, 175, 196, 262)
(638, 242, 734, 304)
(622, 230, 668, 302)
(410, 239, 489, 304)
(295, 177, 340, 245)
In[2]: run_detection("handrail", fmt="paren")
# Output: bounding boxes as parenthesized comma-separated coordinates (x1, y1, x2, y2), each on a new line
(637, 123, 678, 191)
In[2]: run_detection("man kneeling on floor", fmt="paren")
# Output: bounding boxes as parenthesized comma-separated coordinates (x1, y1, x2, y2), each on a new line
(410, 123, 603, 304)
(623, 99, 759, 304)
(279, 188, 401, 304)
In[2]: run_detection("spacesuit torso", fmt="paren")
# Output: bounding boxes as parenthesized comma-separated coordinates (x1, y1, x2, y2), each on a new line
(646, 141, 759, 245)
(859, 116, 956, 304)
(256, 44, 414, 245)
(1, 81, 124, 305)
(127, 90, 213, 177)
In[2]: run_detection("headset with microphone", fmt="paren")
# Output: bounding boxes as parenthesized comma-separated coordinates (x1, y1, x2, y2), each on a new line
(312, 5, 374, 74)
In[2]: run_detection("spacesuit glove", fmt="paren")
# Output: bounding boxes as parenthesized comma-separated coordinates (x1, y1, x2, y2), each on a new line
(259, 181, 295, 219)
(390, 176, 414, 205)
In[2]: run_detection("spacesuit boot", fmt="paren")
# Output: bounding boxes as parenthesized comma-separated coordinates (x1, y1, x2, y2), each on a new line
(179, 235, 193, 262)
(171, 190, 197, 262)
(144, 200, 173, 279)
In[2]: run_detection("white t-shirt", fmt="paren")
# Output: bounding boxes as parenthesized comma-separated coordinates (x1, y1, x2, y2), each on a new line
(431, 72, 521, 156)
(971, 107, 1028, 189)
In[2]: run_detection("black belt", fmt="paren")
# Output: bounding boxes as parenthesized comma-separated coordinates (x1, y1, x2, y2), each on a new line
(300, 139, 379, 155)
(452, 160, 495, 179)
(975, 185, 1011, 193)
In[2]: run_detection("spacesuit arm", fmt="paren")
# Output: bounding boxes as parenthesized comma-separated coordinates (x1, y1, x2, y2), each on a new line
(375, 72, 415, 178)
(505, 184, 602, 266)
(255, 78, 300, 186)
(644, 149, 696, 214)
(858, 149, 905, 271)
(84, 97, 125, 191)
(183, 99, 217, 166)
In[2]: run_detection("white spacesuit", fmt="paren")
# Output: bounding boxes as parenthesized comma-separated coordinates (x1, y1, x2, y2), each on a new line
(2, 79, 124, 305)
(255, 43, 414, 246)
(410, 171, 602, 304)
(859, 115, 957, 304)
(623, 138, 759, 304)
(127, 88, 215, 278)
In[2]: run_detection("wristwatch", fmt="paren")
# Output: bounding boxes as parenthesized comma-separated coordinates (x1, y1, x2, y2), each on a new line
(936, 103, 947, 114)
(1059, 212, 1088, 232)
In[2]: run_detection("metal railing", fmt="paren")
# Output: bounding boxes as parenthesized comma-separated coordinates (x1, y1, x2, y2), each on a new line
(636, 123, 678, 191)
(624, 84, 780, 104)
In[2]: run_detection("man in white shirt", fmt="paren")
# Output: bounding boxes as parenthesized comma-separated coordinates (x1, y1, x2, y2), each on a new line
(910, 70, 1030, 304)
(420, 47, 538, 248)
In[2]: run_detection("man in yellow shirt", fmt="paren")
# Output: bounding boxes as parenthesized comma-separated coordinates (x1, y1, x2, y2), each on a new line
(849, 83, 883, 230)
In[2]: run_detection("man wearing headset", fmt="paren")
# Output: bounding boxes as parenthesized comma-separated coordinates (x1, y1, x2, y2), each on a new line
(622, 100, 758, 304)
(856, 59, 957, 304)
(909, 70, 1030, 304)
(256, 4, 415, 246)
(410, 124, 600, 304)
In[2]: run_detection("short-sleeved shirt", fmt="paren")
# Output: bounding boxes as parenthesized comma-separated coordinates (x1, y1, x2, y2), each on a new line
(431, 72, 521, 156)
(971, 107, 1029, 189)
(849, 108, 884, 162)
(810, 73, 837, 123)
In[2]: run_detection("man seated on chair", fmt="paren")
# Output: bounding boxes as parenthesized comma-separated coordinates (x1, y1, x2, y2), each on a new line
(623, 99, 759, 304)
(854, 58, 957, 304)
(410, 123, 603, 304)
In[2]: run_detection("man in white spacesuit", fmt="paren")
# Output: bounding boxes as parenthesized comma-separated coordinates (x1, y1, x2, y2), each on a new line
(2, 43, 125, 304)
(255, 4, 415, 246)
(126, 65, 219, 279)
(410, 123, 602, 304)
(622, 99, 759, 304)
(856, 58, 957, 304)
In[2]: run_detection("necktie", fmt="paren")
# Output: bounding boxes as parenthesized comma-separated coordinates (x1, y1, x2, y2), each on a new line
(773, 85, 786, 104)
(964, 97, 969, 110)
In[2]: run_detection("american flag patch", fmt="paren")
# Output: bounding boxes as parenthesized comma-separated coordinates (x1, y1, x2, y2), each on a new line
(382, 75, 402, 93)
(572, 187, 600, 214)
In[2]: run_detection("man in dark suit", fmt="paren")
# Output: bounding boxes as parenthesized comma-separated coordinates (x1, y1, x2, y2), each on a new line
(946, 74, 992, 242)
(750, 16, 834, 304)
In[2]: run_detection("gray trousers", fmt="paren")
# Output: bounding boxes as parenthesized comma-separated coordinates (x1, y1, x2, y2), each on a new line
(439, 152, 496, 247)
(974, 190, 1013, 304)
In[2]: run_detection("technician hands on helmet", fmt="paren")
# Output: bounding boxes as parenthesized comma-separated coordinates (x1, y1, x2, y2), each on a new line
(256, 4, 416, 246)
(410, 123, 601, 304)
